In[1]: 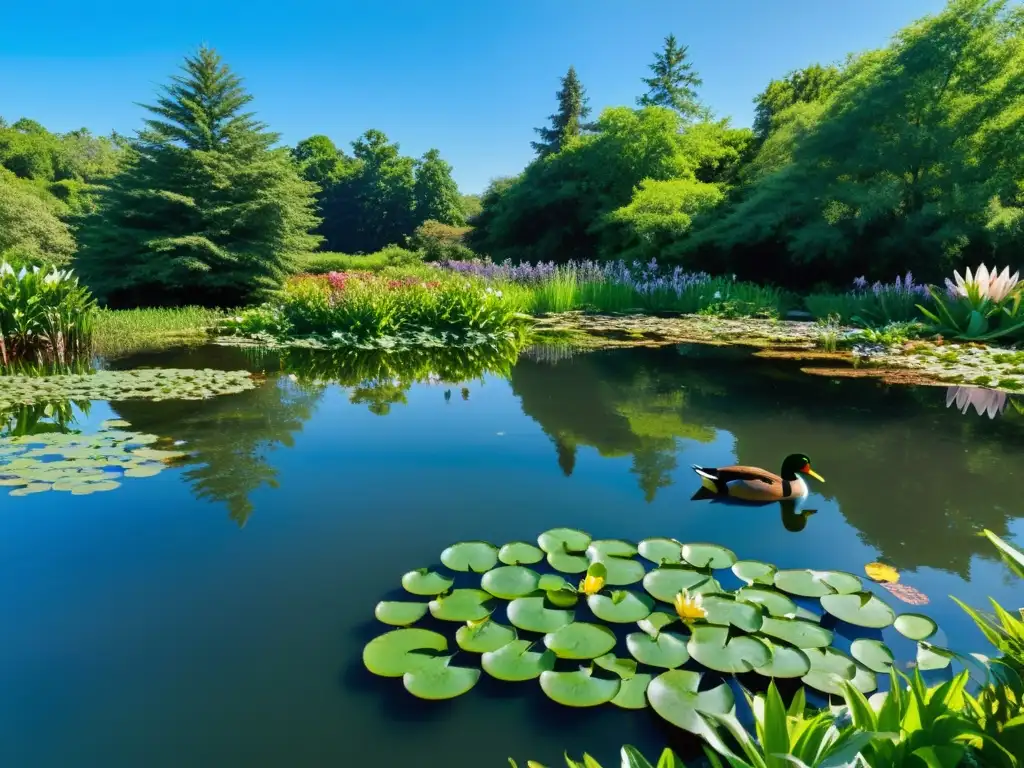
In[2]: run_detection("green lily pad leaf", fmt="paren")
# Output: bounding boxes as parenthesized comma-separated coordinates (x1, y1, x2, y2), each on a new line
(610, 672, 652, 710)
(626, 631, 690, 669)
(774, 569, 862, 597)
(402, 656, 481, 700)
(800, 647, 857, 695)
(894, 613, 938, 641)
(538, 574, 571, 591)
(687, 625, 772, 674)
(547, 548, 589, 574)
(701, 593, 764, 633)
(481, 639, 556, 681)
(506, 596, 573, 633)
(123, 465, 163, 479)
(374, 601, 429, 626)
(10, 482, 51, 496)
(440, 541, 498, 573)
(455, 620, 517, 653)
(735, 586, 799, 618)
(586, 539, 638, 558)
(589, 555, 646, 586)
(731, 560, 778, 586)
(637, 610, 678, 638)
(681, 543, 737, 569)
(539, 668, 620, 707)
(480, 566, 541, 599)
(917, 642, 953, 671)
(754, 643, 811, 678)
(428, 589, 494, 622)
(100, 419, 132, 429)
(638, 538, 684, 565)
(543, 622, 617, 660)
(498, 541, 545, 565)
(647, 670, 736, 735)
(643, 566, 718, 603)
(758, 616, 833, 649)
(401, 568, 454, 596)
(588, 590, 654, 623)
(849, 662, 878, 694)
(71, 480, 120, 495)
(850, 639, 894, 674)
(362, 628, 448, 677)
(546, 589, 579, 608)
(538, 528, 591, 554)
(819, 591, 895, 629)
(593, 654, 638, 680)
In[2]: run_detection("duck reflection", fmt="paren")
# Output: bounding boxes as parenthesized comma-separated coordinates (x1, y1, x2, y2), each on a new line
(688, 490, 819, 533)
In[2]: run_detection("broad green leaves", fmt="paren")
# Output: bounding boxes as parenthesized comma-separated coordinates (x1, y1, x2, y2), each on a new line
(647, 670, 735, 735)
(363, 629, 447, 677)
(440, 541, 498, 573)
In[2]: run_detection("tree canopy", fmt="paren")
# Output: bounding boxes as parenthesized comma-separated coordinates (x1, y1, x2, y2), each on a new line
(532, 65, 592, 158)
(637, 34, 705, 122)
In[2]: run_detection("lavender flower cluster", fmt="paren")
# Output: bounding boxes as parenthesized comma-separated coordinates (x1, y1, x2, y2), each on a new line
(851, 272, 932, 298)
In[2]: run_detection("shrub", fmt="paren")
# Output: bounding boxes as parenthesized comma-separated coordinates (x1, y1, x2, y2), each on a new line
(295, 246, 423, 274)
(0, 262, 95, 365)
(407, 219, 475, 262)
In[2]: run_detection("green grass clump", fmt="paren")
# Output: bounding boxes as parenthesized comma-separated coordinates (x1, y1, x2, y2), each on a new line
(94, 307, 227, 357)
(295, 246, 422, 274)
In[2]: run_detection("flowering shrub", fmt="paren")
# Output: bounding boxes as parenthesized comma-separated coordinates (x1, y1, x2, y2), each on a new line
(805, 272, 932, 324)
(919, 263, 1024, 341)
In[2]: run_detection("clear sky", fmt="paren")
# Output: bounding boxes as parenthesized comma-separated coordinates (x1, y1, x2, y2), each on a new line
(3, 0, 949, 194)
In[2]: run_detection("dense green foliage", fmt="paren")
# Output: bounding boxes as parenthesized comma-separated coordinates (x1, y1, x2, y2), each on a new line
(295, 246, 422, 274)
(532, 66, 592, 158)
(637, 34, 705, 121)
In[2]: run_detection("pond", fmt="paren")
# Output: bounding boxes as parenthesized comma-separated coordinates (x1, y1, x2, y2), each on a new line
(1, 342, 1022, 767)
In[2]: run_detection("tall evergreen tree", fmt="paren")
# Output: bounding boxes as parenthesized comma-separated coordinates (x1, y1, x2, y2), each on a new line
(76, 46, 321, 306)
(637, 34, 704, 121)
(531, 66, 591, 158)
(413, 148, 465, 226)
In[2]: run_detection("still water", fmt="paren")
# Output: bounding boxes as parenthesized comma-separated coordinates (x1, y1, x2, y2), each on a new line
(1, 342, 1022, 767)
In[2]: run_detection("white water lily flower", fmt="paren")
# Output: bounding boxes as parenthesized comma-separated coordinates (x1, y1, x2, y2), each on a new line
(951, 264, 1020, 303)
(0, 262, 13, 277)
(946, 386, 1007, 419)
(16, 266, 27, 281)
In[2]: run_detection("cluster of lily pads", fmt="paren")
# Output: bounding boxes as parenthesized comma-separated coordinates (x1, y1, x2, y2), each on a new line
(0, 419, 187, 496)
(0, 368, 255, 407)
(362, 529, 952, 735)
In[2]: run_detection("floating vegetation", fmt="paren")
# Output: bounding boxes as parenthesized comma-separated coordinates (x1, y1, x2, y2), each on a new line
(362, 529, 949, 732)
(864, 562, 900, 583)
(0, 368, 255, 406)
(0, 420, 187, 496)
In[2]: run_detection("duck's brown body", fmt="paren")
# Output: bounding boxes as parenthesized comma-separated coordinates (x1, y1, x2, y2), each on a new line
(692, 464, 810, 502)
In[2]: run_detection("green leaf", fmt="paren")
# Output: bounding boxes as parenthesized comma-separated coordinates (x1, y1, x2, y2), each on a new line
(800, 647, 857, 695)
(700, 593, 764, 632)
(362, 628, 448, 677)
(894, 613, 938, 641)
(687, 625, 772, 674)
(543, 622, 617, 660)
(455, 619, 517, 653)
(589, 554, 646, 586)
(643, 566, 718, 603)
(374, 600, 429, 626)
(481, 566, 541, 599)
(481, 639, 556, 681)
(819, 591, 895, 628)
(538, 527, 591, 554)
(681, 542, 737, 569)
(620, 745, 655, 767)
(400, 569, 455, 597)
(758, 616, 834, 648)
(547, 547, 590, 574)
(731, 559, 778, 586)
(539, 667, 621, 707)
(506, 596, 574, 633)
(586, 539, 638, 558)
(647, 669, 735, 735)
(538, 574, 572, 592)
(402, 656, 481, 700)
(588, 590, 655, 623)
(638, 538, 684, 565)
(611, 674, 653, 710)
(754, 642, 810, 678)
(982, 529, 1024, 579)
(626, 631, 690, 668)
(440, 541, 498, 572)
(428, 588, 494, 622)
(774, 569, 862, 597)
(850, 638, 894, 674)
(917, 642, 954, 671)
(637, 610, 679, 638)
(546, 589, 580, 608)
(735, 586, 798, 618)
(498, 541, 545, 565)
(593, 653, 638, 680)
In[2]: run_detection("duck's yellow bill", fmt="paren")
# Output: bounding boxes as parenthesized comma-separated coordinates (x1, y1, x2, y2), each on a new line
(804, 467, 825, 483)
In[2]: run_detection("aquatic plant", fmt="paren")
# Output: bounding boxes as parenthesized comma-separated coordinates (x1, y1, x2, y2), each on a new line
(0, 262, 96, 366)
(946, 386, 1008, 419)
(362, 528, 951, 728)
(0, 368, 255, 407)
(805, 272, 930, 325)
(0, 419, 186, 496)
(93, 307, 227, 358)
(919, 263, 1024, 342)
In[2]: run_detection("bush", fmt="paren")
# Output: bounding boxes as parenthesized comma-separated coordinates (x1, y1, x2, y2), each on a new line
(407, 219, 475, 262)
(295, 246, 422, 274)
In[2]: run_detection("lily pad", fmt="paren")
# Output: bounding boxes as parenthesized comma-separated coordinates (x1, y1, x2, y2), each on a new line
(849, 662, 878, 694)
(362, 628, 448, 677)
(543, 622, 617, 660)
(589, 555, 646, 586)
(10, 482, 51, 496)
(647, 670, 735, 735)
(0, 368, 255, 405)
(546, 589, 579, 608)
(374, 601, 429, 626)
(587, 539, 638, 558)
(731, 560, 778, 586)
(687, 626, 772, 674)
(894, 613, 938, 641)
(428, 589, 493, 622)
(819, 591, 895, 629)
(681, 543, 737, 570)
(637, 611, 678, 638)
(538, 574, 571, 592)
(638, 538, 683, 565)
(735, 586, 798, 618)
(800, 647, 857, 695)
(481, 639, 556, 681)
(850, 639, 894, 674)
(626, 631, 690, 669)
(758, 616, 834, 649)
(754, 643, 811, 678)
(538, 528, 591, 554)
(480, 566, 541, 599)
(455, 620, 517, 653)
(593, 654, 638, 680)
(917, 642, 953, 671)
(506, 596, 574, 633)
(440, 541, 498, 573)
(643, 567, 718, 604)
(498, 541, 545, 565)
(100, 419, 132, 429)
(588, 591, 655, 623)
(547, 548, 590, 574)
(403, 657, 481, 700)
(774, 569, 862, 597)
(701, 593, 764, 633)
(401, 568, 454, 596)
(539, 668, 620, 707)
(610, 672, 652, 710)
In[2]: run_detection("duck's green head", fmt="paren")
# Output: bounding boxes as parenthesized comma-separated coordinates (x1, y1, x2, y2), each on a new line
(781, 453, 825, 482)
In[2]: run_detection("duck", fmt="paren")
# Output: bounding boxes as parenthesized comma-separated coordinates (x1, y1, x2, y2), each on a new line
(690, 453, 825, 502)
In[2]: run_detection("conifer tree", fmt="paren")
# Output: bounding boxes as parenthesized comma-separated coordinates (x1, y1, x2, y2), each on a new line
(414, 149, 465, 226)
(77, 46, 321, 306)
(531, 66, 591, 158)
(637, 34, 704, 121)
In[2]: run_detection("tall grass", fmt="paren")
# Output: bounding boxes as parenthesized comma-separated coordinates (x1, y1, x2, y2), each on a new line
(805, 273, 931, 325)
(295, 246, 422, 274)
(94, 307, 227, 357)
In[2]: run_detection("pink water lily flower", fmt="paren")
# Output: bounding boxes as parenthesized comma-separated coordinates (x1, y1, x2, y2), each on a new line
(945, 386, 1007, 419)
(948, 264, 1020, 303)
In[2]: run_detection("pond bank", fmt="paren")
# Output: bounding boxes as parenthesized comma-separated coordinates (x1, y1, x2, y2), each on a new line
(531, 311, 1024, 393)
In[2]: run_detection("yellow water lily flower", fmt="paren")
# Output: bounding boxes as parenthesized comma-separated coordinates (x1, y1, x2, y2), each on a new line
(674, 590, 707, 622)
(579, 571, 605, 596)
(864, 562, 900, 583)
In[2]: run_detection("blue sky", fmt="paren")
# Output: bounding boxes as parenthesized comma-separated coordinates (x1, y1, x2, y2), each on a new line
(3, 0, 948, 193)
